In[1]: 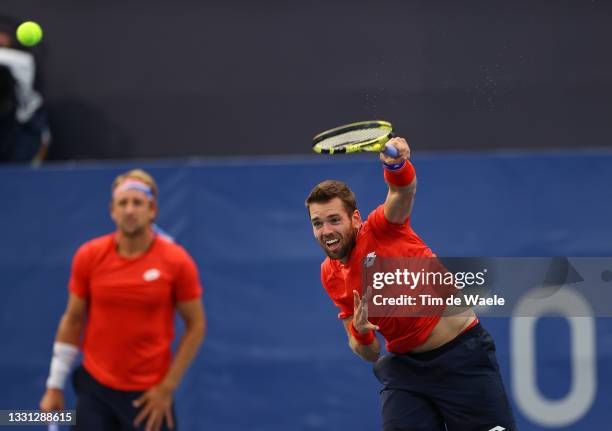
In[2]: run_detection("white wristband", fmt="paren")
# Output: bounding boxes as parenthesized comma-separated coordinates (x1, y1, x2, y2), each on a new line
(46, 342, 79, 390)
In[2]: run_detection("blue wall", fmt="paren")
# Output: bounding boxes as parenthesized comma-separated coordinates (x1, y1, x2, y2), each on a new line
(1, 151, 611, 430)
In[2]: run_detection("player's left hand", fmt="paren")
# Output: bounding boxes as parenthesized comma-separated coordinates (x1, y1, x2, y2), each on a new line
(379, 137, 410, 165)
(133, 384, 175, 431)
(353, 290, 379, 333)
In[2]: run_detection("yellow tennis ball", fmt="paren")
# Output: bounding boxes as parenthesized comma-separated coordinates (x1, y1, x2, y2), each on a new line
(16, 21, 43, 47)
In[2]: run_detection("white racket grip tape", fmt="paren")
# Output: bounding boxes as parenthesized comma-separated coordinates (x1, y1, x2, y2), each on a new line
(46, 342, 79, 390)
(383, 143, 399, 158)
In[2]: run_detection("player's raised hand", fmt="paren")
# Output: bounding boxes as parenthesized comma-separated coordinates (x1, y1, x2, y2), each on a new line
(380, 137, 410, 165)
(353, 290, 379, 333)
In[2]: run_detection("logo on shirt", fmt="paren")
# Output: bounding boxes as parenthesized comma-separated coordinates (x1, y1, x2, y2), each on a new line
(488, 426, 506, 431)
(365, 251, 377, 268)
(143, 268, 161, 282)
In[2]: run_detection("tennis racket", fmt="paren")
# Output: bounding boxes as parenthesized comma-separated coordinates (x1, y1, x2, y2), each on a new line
(312, 120, 399, 158)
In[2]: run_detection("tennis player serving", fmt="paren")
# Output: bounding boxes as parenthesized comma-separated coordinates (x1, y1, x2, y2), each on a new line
(306, 136, 516, 430)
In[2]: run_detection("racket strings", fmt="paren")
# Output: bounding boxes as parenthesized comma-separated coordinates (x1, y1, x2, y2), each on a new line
(316, 128, 388, 149)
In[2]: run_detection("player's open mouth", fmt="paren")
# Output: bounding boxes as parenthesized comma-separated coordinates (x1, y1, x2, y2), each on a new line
(325, 238, 341, 251)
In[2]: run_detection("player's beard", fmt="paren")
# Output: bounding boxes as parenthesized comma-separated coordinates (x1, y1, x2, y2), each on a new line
(121, 225, 147, 237)
(321, 226, 359, 261)
(117, 217, 148, 237)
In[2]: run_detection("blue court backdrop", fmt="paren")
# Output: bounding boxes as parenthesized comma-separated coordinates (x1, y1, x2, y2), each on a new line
(1, 150, 611, 430)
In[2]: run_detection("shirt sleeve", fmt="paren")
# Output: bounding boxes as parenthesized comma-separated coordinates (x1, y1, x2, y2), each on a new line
(68, 244, 91, 299)
(321, 262, 353, 320)
(173, 248, 203, 302)
(368, 204, 411, 238)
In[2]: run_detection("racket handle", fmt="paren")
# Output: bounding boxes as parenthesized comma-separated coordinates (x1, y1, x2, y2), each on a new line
(383, 143, 399, 158)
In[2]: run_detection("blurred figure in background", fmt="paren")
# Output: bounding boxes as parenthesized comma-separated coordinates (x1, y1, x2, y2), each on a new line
(39, 169, 206, 431)
(0, 14, 51, 165)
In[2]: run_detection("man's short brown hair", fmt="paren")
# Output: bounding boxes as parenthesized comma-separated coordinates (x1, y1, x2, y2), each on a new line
(111, 169, 158, 199)
(305, 180, 357, 216)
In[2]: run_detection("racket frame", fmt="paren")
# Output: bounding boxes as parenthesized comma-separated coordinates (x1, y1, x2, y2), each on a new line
(312, 120, 393, 154)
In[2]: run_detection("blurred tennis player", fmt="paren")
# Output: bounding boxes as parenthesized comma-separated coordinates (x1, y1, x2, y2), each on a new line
(306, 137, 515, 430)
(39, 169, 206, 431)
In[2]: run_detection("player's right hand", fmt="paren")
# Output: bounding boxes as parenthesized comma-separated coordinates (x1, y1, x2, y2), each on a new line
(352, 290, 379, 333)
(39, 388, 64, 411)
(379, 136, 410, 165)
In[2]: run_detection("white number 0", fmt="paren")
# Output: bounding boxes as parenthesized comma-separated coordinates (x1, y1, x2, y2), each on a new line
(511, 288, 596, 427)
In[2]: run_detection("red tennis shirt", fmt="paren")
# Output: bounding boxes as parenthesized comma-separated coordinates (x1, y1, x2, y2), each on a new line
(321, 205, 440, 354)
(69, 233, 202, 390)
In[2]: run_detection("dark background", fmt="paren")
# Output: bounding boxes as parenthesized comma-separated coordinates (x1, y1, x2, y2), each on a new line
(3, 1, 612, 158)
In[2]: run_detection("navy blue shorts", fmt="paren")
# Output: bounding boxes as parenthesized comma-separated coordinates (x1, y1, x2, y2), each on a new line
(71, 365, 176, 431)
(373, 324, 516, 431)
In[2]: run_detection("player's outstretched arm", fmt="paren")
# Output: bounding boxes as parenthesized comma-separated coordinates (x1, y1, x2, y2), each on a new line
(40, 293, 86, 411)
(342, 291, 381, 363)
(380, 137, 417, 224)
